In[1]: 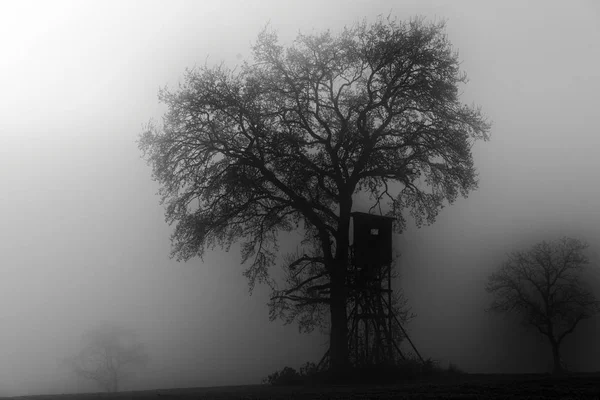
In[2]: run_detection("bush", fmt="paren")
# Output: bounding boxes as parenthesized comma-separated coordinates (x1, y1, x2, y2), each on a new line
(299, 361, 318, 377)
(416, 357, 467, 377)
(447, 361, 466, 375)
(262, 366, 305, 386)
(263, 357, 466, 386)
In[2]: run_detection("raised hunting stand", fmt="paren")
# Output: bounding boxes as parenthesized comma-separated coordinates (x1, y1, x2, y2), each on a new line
(317, 212, 424, 371)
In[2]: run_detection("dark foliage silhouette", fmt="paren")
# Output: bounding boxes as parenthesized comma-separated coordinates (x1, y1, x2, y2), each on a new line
(263, 357, 466, 386)
(485, 236, 600, 375)
(139, 15, 490, 375)
(262, 364, 314, 386)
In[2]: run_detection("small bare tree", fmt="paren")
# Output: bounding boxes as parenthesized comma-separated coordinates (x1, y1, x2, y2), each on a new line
(485, 236, 600, 375)
(66, 323, 149, 393)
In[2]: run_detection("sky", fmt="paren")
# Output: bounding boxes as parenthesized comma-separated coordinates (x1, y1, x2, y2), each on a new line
(0, 0, 599, 396)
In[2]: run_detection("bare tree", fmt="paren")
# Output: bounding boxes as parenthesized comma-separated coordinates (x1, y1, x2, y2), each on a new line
(139, 16, 490, 375)
(485, 237, 600, 375)
(65, 323, 149, 393)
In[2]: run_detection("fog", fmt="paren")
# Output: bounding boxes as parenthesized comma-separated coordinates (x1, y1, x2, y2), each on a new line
(1, 0, 599, 396)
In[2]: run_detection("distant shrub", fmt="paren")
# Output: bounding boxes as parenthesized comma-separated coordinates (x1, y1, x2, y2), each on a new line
(447, 361, 466, 375)
(262, 361, 320, 386)
(416, 357, 467, 377)
(262, 366, 305, 386)
(421, 357, 440, 376)
(299, 361, 318, 377)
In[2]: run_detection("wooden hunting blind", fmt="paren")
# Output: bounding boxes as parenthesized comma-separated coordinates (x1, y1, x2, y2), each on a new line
(351, 212, 394, 268)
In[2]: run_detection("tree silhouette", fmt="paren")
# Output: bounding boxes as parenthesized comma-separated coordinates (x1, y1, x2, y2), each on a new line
(485, 237, 600, 375)
(139, 16, 490, 374)
(65, 323, 148, 393)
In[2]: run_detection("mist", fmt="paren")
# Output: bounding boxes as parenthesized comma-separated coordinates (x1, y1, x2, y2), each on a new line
(1, 0, 599, 396)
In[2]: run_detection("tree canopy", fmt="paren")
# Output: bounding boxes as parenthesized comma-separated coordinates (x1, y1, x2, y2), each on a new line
(140, 16, 490, 372)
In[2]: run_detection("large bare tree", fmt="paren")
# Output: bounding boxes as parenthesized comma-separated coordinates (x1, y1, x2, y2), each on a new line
(485, 237, 600, 375)
(139, 16, 490, 375)
(66, 323, 149, 393)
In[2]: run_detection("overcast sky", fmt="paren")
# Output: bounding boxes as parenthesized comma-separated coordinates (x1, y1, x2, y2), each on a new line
(1, 0, 599, 396)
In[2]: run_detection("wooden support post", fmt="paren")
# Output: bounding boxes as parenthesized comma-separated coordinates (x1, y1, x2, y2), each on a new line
(387, 263, 393, 359)
(381, 296, 425, 365)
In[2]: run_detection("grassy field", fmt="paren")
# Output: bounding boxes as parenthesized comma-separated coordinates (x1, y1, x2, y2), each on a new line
(9, 374, 600, 400)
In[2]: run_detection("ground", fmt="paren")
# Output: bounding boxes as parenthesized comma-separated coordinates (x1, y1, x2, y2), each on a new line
(9, 374, 600, 399)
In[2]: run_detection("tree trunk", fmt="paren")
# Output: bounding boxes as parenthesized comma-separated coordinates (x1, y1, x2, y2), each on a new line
(550, 340, 563, 376)
(328, 199, 352, 379)
(329, 272, 349, 378)
(109, 370, 119, 393)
